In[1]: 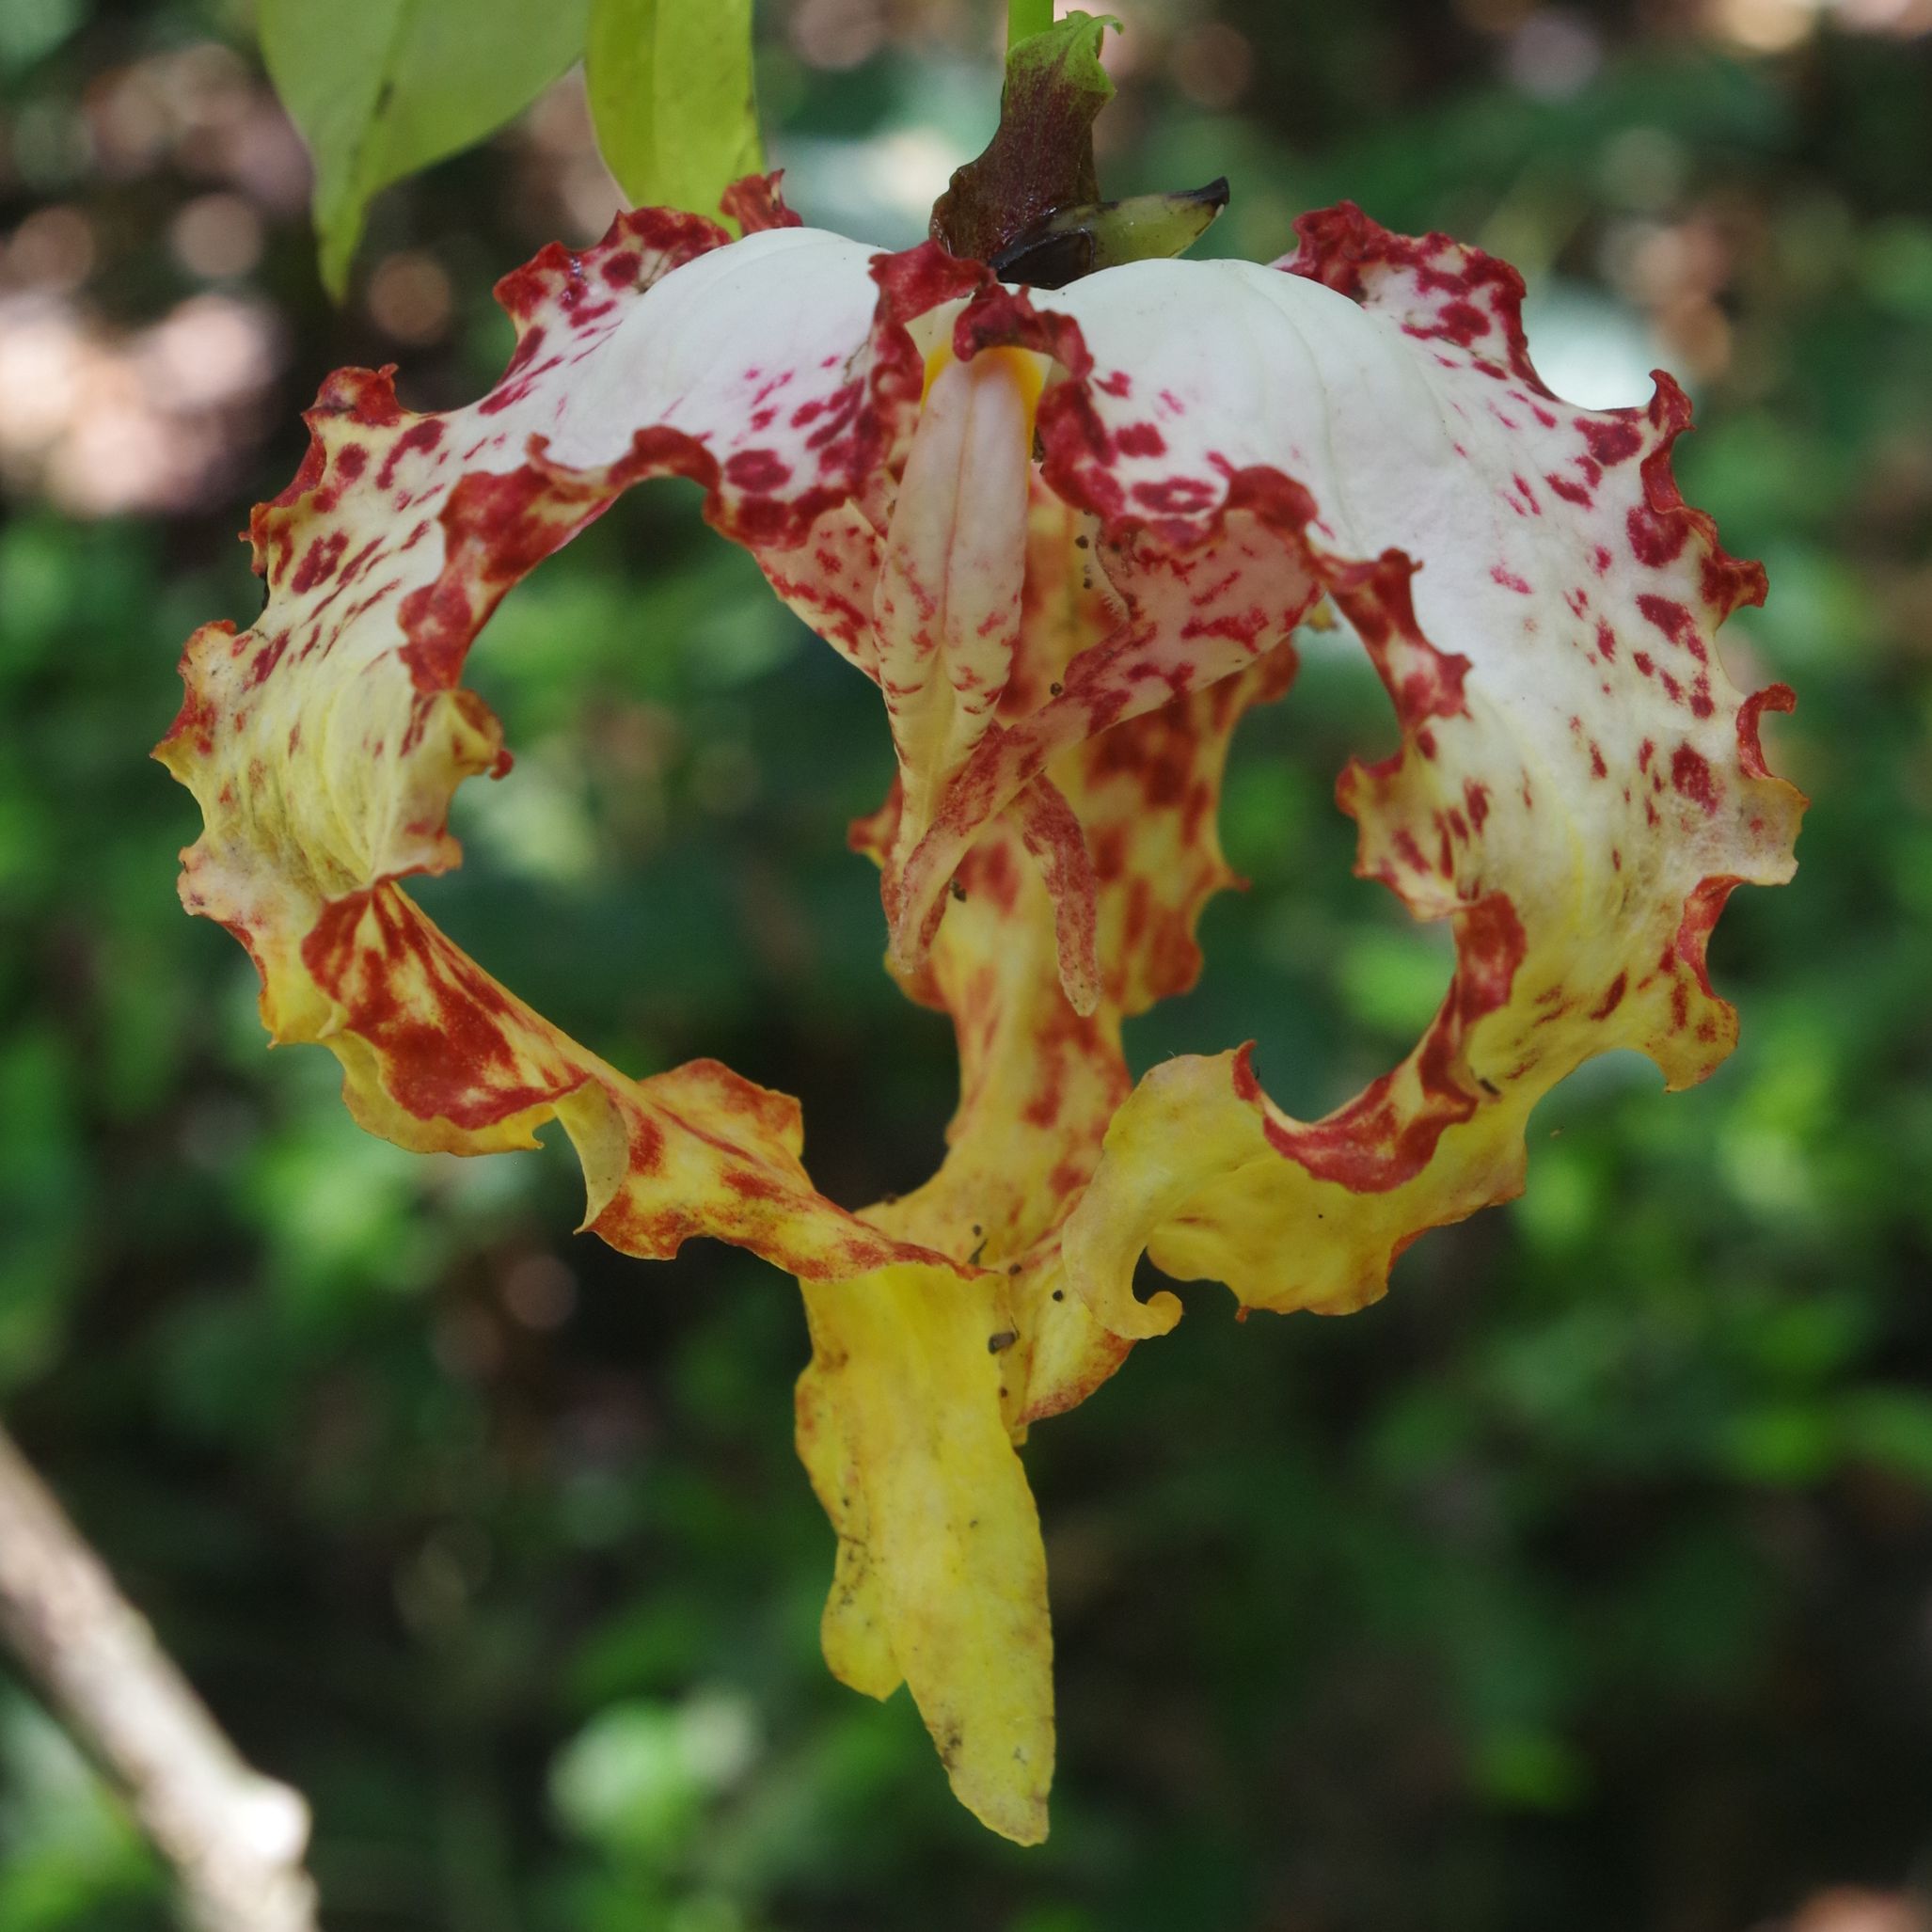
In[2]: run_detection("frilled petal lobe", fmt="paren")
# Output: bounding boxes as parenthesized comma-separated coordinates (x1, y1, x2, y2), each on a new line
(155, 210, 994, 1284)
(986, 204, 1809, 1336)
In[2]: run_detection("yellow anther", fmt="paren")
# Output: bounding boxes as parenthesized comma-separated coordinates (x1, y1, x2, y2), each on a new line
(921, 343, 1050, 442)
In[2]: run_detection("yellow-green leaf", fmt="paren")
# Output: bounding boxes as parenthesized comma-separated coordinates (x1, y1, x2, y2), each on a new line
(259, 0, 592, 298)
(585, 0, 762, 222)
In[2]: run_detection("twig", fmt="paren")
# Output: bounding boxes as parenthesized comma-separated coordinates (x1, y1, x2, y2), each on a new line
(0, 1420, 321, 1932)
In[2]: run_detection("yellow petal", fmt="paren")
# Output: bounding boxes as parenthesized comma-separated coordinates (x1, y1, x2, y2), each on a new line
(801, 1266, 1053, 1845)
(794, 1352, 902, 1702)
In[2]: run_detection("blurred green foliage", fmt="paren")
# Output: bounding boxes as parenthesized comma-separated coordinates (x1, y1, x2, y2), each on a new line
(2, 2, 1931, 1928)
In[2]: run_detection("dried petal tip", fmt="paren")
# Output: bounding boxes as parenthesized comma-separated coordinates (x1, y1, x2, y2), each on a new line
(992, 180, 1230, 290)
(720, 170, 802, 234)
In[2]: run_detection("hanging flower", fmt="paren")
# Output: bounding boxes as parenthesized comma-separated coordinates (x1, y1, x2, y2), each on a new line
(156, 20, 1802, 1845)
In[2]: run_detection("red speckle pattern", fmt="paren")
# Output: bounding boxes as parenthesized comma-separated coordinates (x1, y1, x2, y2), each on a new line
(1019, 201, 1809, 1338)
(156, 179, 1805, 1612)
(155, 190, 1006, 1291)
(154, 183, 1808, 1834)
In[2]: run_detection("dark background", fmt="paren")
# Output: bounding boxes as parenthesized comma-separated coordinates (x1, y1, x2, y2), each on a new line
(3, 0, 1931, 1926)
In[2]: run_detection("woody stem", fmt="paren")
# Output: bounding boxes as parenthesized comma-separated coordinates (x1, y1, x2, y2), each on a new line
(0, 1420, 321, 1932)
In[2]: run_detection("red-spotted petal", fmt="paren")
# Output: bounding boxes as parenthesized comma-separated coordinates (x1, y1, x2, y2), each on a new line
(1034, 205, 1806, 1337)
(155, 209, 990, 1285)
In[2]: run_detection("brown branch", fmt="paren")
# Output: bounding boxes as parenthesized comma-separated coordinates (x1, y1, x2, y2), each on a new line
(0, 1420, 321, 1932)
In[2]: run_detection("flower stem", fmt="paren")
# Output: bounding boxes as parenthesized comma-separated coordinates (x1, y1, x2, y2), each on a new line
(1007, 0, 1053, 49)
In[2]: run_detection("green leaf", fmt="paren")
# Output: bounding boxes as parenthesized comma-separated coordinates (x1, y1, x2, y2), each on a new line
(259, 0, 593, 299)
(585, 0, 763, 224)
